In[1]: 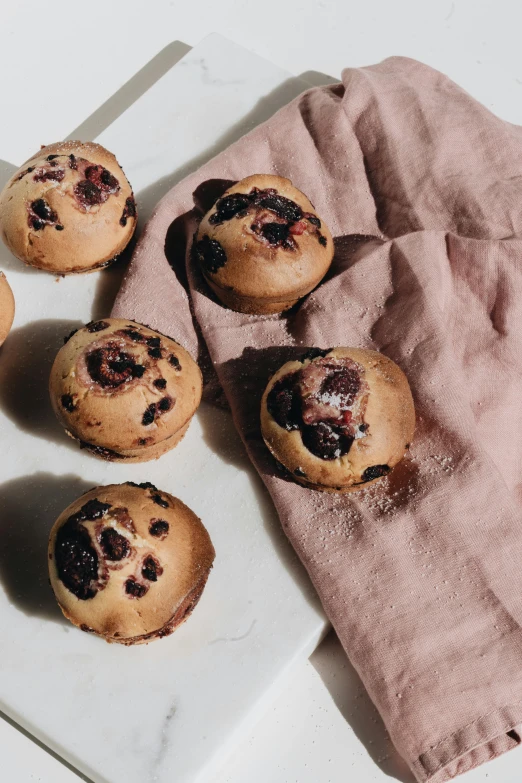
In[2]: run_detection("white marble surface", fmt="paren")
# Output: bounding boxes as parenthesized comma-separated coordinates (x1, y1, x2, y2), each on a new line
(0, 34, 326, 783)
(2, 2, 522, 782)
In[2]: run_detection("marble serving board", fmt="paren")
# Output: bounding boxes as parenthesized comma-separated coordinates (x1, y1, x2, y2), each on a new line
(0, 35, 326, 783)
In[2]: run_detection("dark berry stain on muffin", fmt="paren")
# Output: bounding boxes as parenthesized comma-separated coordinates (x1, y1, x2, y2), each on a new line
(209, 193, 251, 223)
(69, 154, 77, 170)
(79, 499, 112, 520)
(267, 356, 370, 461)
(33, 166, 65, 183)
(55, 224, 64, 230)
(362, 465, 390, 482)
(149, 519, 169, 538)
(206, 187, 326, 253)
(111, 506, 135, 532)
(55, 519, 99, 600)
(158, 396, 173, 412)
(302, 348, 333, 361)
(28, 198, 58, 230)
(61, 393, 76, 413)
(147, 336, 163, 359)
(120, 195, 137, 227)
(256, 192, 303, 222)
(152, 493, 169, 509)
(301, 421, 354, 461)
(117, 329, 165, 360)
(86, 320, 109, 333)
(47, 154, 60, 161)
(142, 403, 157, 426)
(320, 366, 361, 408)
(120, 328, 144, 342)
(86, 342, 145, 388)
(154, 378, 167, 389)
(194, 235, 227, 274)
(55, 499, 111, 600)
(16, 166, 34, 181)
(85, 164, 119, 193)
(142, 396, 174, 425)
(100, 527, 130, 561)
(168, 354, 181, 371)
(318, 234, 327, 246)
(73, 163, 120, 210)
(74, 179, 103, 207)
(305, 214, 321, 228)
(125, 577, 148, 598)
(126, 481, 158, 490)
(210, 188, 302, 225)
(267, 372, 301, 431)
(142, 555, 163, 582)
(253, 221, 295, 250)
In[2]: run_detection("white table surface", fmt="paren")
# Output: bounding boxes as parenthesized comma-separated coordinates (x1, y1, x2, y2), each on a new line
(2, 1, 522, 781)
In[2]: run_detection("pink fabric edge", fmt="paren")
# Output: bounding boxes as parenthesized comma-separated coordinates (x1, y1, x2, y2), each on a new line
(413, 705, 522, 781)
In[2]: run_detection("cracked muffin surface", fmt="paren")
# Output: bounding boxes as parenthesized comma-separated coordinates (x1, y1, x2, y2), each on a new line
(261, 347, 415, 492)
(49, 318, 202, 462)
(0, 141, 136, 273)
(48, 482, 215, 644)
(193, 174, 333, 314)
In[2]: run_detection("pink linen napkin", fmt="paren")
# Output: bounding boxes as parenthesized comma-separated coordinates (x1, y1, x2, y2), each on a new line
(113, 57, 522, 781)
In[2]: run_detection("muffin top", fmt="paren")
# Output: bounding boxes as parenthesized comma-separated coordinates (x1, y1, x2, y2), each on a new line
(48, 483, 215, 643)
(0, 141, 136, 273)
(261, 348, 415, 491)
(49, 318, 202, 454)
(194, 174, 333, 303)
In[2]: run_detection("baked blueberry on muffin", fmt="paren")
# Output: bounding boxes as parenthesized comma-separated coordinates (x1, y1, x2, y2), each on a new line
(261, 348, 415, 492)
(48, 483, 215, 644)
(0, 141, 137, 273)
(193, 174, 333, 314)
(0, 272, 15, 345)
(49, 318, 202, 462)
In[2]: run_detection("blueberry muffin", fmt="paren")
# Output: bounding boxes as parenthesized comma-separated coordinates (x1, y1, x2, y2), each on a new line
(261, 348, 415, 492)
(193, 174, 333, 314)
(0, 272, 14, 345)
(48, 482, 215, 645)
(0, 141, 136, 274)
(49, 318, 202, 462)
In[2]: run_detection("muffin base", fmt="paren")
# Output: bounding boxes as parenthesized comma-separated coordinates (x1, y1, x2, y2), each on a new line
(112, 573, 210, 645)
(264, 436, 396, 493)
(204, 271, 327, 315)
(59, 572, 210, 646)
(69, 420, 191, 463)
(293, 471, 387, 493)
(15, 249, 122, 276)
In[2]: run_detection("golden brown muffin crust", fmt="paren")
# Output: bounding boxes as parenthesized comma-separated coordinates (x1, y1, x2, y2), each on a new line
(194, 174, 333, 314)
(0, 141, 136, 274)
(48, 483, 215, 644)
(261, 348, 415, 492)
(49, 319, 202, 462)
